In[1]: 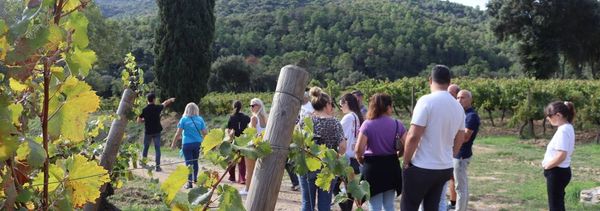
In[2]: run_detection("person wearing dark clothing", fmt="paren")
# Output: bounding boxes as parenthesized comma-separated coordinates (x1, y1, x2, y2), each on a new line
(226, 101, 251, 183)
(453, 90, 481, 211)
(137, 93, 174, 172)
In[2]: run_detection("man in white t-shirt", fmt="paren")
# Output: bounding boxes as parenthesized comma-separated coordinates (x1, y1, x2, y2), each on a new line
(299, 91, 314, 120)
(401, 65, 466, 211)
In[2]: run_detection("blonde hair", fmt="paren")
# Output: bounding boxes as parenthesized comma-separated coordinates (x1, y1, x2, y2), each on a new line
(183, 103, 200, 117)
(250, 98, 268, 120)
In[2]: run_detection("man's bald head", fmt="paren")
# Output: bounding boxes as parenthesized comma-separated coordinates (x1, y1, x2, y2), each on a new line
(448, 84, 460, 98)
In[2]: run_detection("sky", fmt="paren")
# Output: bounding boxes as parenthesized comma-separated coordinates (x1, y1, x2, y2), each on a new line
(447, 0, 489, 10)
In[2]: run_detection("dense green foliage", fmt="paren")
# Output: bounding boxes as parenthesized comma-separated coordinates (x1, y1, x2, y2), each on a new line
(154, 0, 216, 112)
(488, 0, 600, 79)
(201, 78, 600, 138)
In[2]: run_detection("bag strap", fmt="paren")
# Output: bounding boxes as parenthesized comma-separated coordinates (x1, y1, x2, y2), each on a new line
(353, 112, 359, 138)
(191, 117, 202, 137)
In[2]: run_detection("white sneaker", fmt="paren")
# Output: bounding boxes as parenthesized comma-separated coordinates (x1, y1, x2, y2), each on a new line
(239, 189, 248, 196)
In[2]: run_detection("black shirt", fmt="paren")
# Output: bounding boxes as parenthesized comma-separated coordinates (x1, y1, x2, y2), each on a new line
(227, 113, 251, 137)
(140, 104, 164, 134)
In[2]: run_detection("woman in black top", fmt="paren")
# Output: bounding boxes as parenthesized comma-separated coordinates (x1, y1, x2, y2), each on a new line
(226, 101, 250, 183)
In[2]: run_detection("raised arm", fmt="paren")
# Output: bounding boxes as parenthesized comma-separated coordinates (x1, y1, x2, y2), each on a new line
(162, 98, 176, 107)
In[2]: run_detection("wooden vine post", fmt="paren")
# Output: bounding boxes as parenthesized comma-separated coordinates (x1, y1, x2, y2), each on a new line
(245, 65, 309, 210)
(84, 88, 137, 211)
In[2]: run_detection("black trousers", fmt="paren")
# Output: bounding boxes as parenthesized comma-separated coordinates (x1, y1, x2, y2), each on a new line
(544, 167, 571, 211)
(400, 164, 453, 211)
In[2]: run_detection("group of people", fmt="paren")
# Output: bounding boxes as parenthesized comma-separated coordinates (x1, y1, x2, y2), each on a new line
(136, 64, 576, 211)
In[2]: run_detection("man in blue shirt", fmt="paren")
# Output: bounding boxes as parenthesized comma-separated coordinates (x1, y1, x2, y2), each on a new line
(454, 90, 480, 211)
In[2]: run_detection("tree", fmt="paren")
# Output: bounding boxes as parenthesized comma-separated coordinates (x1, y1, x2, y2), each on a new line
(154, 0, 215, 112)
(208, 55, 252, 92)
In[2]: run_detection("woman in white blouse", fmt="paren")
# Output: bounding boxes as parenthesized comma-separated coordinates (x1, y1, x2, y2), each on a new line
(542, 101, 576, 211)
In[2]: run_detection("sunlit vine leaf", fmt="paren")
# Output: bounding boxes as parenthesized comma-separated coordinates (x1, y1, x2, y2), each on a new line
(217, 185, 245, 211)
(64, 11, 88, 48)
(66, 47, 96, 77)
(201, 129, 224, 155)
(161, 165, 189, 204)
(315, 168, 335, 192)
(48, 77, 99, 142)
(64, 154, 110, 207)
(32, 164, 64, 192)
(16, 138, 46, 168)
(306, 157, 321, 172)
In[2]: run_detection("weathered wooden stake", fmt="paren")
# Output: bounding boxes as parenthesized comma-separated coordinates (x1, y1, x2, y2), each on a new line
(245, 65, 309, 211)
(84, 88, 137, 211)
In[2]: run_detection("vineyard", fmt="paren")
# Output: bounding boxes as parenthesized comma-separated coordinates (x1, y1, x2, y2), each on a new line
(200, 78, 600, 139)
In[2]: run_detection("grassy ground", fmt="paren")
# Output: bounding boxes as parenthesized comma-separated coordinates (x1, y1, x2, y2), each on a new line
(470, 136, 600, 210)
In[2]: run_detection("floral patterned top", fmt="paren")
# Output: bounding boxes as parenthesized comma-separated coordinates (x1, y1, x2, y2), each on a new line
(312, 116, 344, 150)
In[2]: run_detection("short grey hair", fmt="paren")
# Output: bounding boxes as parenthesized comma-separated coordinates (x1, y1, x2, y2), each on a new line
(183, 103, 200, 117)
(458, 90, 472, 98)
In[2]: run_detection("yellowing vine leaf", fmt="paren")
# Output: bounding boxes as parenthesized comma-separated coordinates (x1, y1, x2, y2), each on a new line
(8, 103, 23, 124)
(306, 157, 322, 172)
(16, 139, 46, 168)
(0, 19, 8, 60)
(32, 164, 64, 192)
(9, 78, 27, 92)
(161, 165, 189, 204)
(0, 96, 18, 161)
(48, 77, 99, 142)
(66, 154, 110, 207)
(62, 0, 82, 13)
(201, 129, 224, 155)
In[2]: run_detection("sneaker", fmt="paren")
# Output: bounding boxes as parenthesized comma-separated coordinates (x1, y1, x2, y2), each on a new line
(447, 204, 456, 210)
(239, 189, 248, 196)
(291, 185, 300, 191)
(185, 182, 193, 189)
(155, 166, 162, 172)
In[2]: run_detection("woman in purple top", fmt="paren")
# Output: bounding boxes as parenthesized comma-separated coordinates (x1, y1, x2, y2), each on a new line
(355, 93, 406, 211)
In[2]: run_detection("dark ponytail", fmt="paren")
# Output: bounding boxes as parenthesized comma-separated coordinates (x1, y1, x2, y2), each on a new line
(232, 100, 242, 115)
(544, 101, 576, 123)
(340, 93, 364, 124)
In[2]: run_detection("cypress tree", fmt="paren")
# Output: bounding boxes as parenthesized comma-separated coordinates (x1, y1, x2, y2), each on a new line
(155, 0, 215, 112)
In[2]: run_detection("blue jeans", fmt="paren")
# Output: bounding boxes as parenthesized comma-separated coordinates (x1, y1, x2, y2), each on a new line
(299, 171, 333, 211)
(182, 142, 200, 182)
(142, 133, 161, 165)
(369, 189, 396, 211)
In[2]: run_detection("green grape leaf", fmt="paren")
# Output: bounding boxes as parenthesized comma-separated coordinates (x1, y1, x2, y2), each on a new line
(16, 139, 46, 168)
(333, 192, 350, 204)
(62, 0, 81, 11)
(235, 127, 256, 146)
(6, 25, 49, 63)
(161, 165, 189, 204)
(292, 152, 309, 176)
(188, 187, 211, 206)
(219, 141, 233, 156)
(48, 77, 100, 142)
(64, 11, 88, 48)
(0, 111, 17, 160)
(201, 129, 224, 155)
(315, 168, 335, 192)
(217, 185, 245, 211)
(65, 154, 110, 207)
(9, 78, 27, 92)
(8, 102, 23, 125)
(356, 207, 364, 211)
(16, 189, 32, 203)
(347, 178, 370, 202)
(306, 156, 322, 172)
(254, 141, 272, 157)
(32, 164, 64, 192)
(0, 19, 8, 60)
(232, 144, 259, 160)
(66, 47, 96, 77)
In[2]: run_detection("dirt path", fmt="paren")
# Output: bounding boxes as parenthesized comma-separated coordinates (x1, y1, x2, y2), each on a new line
(133, 154, 507, 211)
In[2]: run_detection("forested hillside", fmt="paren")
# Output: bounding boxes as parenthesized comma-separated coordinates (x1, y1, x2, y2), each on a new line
(87, 0, 515, 95)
